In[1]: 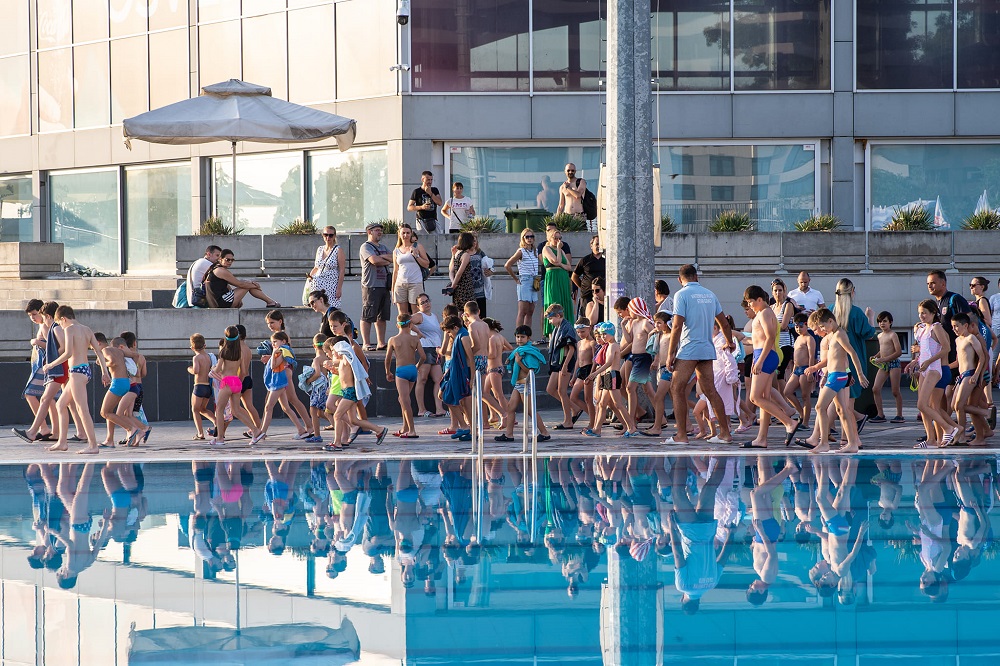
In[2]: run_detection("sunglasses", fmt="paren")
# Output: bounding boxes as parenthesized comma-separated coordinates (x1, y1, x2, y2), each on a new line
(970, 283, 982, 288)
(322, 233, 336, 238)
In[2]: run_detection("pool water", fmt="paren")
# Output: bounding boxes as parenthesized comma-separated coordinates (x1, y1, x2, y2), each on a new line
(4, 454, 999, 665)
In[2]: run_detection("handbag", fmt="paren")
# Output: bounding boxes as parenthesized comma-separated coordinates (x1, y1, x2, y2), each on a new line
(172, 282, 189, 308)
(532, 275, 542, 292)
(302, 276, 313, 306)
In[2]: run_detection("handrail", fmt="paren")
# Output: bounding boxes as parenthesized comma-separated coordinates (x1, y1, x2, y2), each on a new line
(526, 370, 539, 542)
(470, 369, 484, 541)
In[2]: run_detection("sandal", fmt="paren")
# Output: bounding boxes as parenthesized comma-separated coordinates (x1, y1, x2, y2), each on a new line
(363, 344, 377, 352)
(438, 428, 456, 435)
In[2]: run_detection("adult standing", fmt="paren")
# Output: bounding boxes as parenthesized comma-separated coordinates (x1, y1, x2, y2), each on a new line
(186, 245, 222, 306)
(441, 182, 476, 233)
(788, 271, 825, 314)
(204, 250, 281, 309)
(447, 232, 477, 311)
(831, 278, 879, 427)
(540, 228, 573, 338)
(308, 289, 353, 339)
(664, 264, 735, 445)
(307, 226, 346, 309)
(359, 222, 392, 350)
(556, 163, 586, 218)
(410, 293, 447, 418)
(585, 277, 606, 324)
(407, 170, 443, 235)
(391, 223, 430, 316)
(470, 235, 491, 316)
(770, 278, 796, 384)
(572, 235, 605, 318)
(504, 229, 540, 329)
(926, 270, 970, 373)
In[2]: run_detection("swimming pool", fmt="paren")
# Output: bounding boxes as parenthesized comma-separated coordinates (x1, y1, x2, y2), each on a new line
(5, 454, 997, 664)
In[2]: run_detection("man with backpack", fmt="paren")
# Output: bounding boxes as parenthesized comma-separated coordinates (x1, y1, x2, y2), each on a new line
(556, 163, 597, 222)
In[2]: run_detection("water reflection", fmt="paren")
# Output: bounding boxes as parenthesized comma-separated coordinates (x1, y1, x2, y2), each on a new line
(4, 454, 1000, 663)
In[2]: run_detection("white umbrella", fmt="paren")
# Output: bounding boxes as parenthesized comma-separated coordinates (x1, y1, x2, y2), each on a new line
(123, 79, 357, 230)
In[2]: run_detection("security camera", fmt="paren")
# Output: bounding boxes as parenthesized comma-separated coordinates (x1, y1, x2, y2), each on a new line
(397, 0, 410, 25)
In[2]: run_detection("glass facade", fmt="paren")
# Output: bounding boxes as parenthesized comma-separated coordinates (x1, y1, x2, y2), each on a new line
(214, 152, 303, 235)
(310, 147, 389, 232)
(653, 2, 731, 91)
(857, 0, 953, 89)
(50, 170, 121, 274)
(335, 0, 396, 98)
(449, 145, 603, 219)
(125, 164, 193, 274)
(660, 144, 818, 231)
(532, 0, 603, 92)
(0, 175, 33, 242)
(870, 143, 1000, 229)
(733, 0, 831, 90)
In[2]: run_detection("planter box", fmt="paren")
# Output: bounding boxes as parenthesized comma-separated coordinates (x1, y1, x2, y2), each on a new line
(0, 242, 64, 278)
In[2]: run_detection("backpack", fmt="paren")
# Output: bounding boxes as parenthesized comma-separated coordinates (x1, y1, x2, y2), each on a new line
(578, 178, 598, 220)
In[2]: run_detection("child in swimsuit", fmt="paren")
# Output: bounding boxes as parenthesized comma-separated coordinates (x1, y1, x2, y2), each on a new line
(906, 300, 959, 447)
(568, 317, 596, 430)
(385, 314, 426, 438)
(484, 318, 512, 428)
(870, 310, 904, 424)
(211, 326, 262, 446)
(782, 314, 816, 425)
(582, 322, 639, 438)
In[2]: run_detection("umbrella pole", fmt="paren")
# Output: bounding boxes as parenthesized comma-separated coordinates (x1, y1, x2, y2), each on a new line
(231, 141, 238, 231)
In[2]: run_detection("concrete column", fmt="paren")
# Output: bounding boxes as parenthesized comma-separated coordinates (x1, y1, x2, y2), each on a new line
(601, 546, 659, 666)
(606, 0, 654, 305)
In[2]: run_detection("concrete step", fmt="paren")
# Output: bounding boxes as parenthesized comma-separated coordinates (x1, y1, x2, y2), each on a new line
(0, 276, 179, 310)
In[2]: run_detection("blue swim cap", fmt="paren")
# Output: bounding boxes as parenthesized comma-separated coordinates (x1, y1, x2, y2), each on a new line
(596, 322, 616, 337)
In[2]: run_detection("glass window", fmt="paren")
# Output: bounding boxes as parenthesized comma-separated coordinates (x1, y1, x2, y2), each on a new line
(857, 0, 954, 89)
(0, 175, 34, 242)
(336, 0, 396, 98)
(0, 55, 31, 136)
(310, 147, 388, 232)
(198, 0, 240, 23)
(73, 0, 109, 42)
(37, 0, 72, 49)
(870, 143, 1000, 229)
(660, 144, 817, 231)
(958, 0, 1000, 88)
(111, 37, 147, 122)
(125, 163, 192, 273)
(149, 29, 189, 108)
(653, 2, 730, 91)
(449, 145, 602, 219)
(50, 169, 121, 274)
(243, 0, 281, 16)
(110, 0, 148, 37)
(148, 0, 188, 31)
(411, 0, 530, 92)
(532, 0, 604, 92)
(0, 0, 30, 56)
(214, 152, 303, 235)
(74, 42, 111, 127)
(733, 0, 830, 90)
(199, 20, 242, 88)
(243, 13, 287, 99)
(288, 5, 335, 103)
(38, 48, 73, 131)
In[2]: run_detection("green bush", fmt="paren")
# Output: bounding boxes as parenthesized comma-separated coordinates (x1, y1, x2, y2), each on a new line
(199, 216, 243, 236)
(794, 214, 841, 232)
(961, 209, 1000, 230)
(369, 218, 400, 234)
(708, 210, 754, 232)
(544, 213, 589, 232)
(274, 218, 318, 235)
(883, 205, 933, 231)
(460, 215, 504, 233)
(660, 214, 677, 233)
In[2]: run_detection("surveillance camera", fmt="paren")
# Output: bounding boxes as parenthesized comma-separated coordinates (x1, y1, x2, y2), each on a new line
(397, 0, 410, 25)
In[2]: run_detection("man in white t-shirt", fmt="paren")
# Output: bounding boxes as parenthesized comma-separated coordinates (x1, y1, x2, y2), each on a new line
(787, 271, 825, 313)
(187, 245, 222, 305)
(441, 182, 476, 233)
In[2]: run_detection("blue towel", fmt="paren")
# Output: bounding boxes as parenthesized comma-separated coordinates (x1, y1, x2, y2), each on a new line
(442, 328, 472, 406)
(507, 344, 546, 386)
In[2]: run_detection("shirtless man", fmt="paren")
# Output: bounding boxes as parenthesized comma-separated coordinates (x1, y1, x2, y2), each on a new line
(744, 285, 801, 448)
(951, 313, 989, 445)
(384, 314, 426, 438)
(99, 337, 147, 448)
(556, 163, 586, 218)
(41, 306, 109, 454)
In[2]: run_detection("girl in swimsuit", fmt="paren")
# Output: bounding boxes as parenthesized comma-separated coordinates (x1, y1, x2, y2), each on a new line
(211, 326, 263, 446)
(484, 318, 512, 428)
(582, 322, 639, 438)
(906, 300, 959, 447)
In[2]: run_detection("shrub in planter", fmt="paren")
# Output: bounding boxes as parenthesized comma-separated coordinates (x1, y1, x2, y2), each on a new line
(275, 218, 318, 235)
(459, 216, 504, 233)
(544, 213, 589, 232)
(961, 210, 1000, 230)
(660, 214, 678, 233)
(794, 214, 841, 232)
(883, 205, 933, 231)
(708, 210, 754, 232)
(199, 216, 243, 235)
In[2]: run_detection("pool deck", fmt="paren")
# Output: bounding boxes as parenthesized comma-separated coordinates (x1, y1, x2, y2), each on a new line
(3, 406, 995, 462)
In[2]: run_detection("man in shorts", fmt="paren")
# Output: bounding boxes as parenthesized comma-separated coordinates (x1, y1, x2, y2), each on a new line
(359, 222, 392, 350)
(664, 264, 736, 445)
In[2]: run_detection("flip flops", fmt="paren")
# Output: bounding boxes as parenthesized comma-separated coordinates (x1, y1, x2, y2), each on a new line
(783, 420, 802, 447)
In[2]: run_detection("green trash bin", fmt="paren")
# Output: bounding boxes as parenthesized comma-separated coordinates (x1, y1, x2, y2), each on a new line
(504, 209, 527, 234)
(524, 208, 551, 232)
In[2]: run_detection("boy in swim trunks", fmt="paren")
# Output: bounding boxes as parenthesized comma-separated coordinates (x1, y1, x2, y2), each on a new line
(783, 313, 816, 426)
(99, 337, 146, 448)
(384, 314, 426, 439)
(804, 308, 869, 454)
(870, 311, 904, 424)
(331, 341, 388, 449)
(463, 301, 505, 425)
(747, 456, 797, 605)
(744, 285, 800, 448)
(568, 317, 596, 429)
(951, 313, 989, 446)
(624, 297, 657, 424)
(42, 306, 110, 454)
(187, 333, 217, 440)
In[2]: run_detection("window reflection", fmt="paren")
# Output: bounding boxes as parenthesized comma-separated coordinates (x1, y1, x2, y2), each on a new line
(310, 147, 388, 232)
(0, 55, 31, 136)
(288, 5, 336, 103)
(149, 29, 190, 109)
(411, 0, 530, 92)
(73, 0, 109, 43)
(214, 152, 303, 235)
(110, 0, 149, 37)
(661, 144, 816, 231)
(74, 42, 111, 128)
(335, 0, 396, 98)
(958, 0, 1000, 88)
(653, 2, 731, 91)
(37, 0, 72, 49)
(857, 0, 954, 89)
(734, 0, 830, 90)
(111, 36, 149, 122)
(243, 13, 288, 99)
(50, 169, 121, 274)
(0, 0, 29, 56)
(148, 0, 188, 31)
(532, 0, 604, 92)
(199, 20, 242, 87)
(38, 48, 73, 132)
(0, 175, 33, 242)
(125, 163, 193, 274)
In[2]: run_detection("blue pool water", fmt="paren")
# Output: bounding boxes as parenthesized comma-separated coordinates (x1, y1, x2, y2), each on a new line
(3, 454, 999, 665)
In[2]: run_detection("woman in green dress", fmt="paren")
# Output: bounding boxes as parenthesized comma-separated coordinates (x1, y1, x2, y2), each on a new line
(542, 228, 574, 337)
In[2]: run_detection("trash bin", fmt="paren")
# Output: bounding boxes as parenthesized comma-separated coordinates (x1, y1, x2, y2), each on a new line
(504, 209, 527, 234)
(524, 208, 550, 232)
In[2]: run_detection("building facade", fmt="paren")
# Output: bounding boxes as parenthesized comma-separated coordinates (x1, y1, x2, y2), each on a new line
(0, 0, 998, 274)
